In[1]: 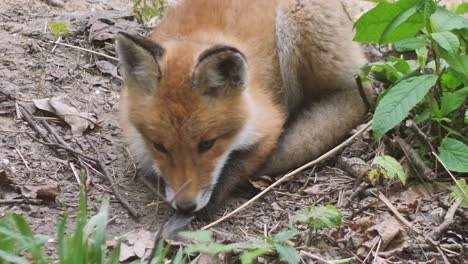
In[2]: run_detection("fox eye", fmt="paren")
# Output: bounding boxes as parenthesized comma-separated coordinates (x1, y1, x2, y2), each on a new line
(198, 139, 215, 153)
(153, 143, 168, 154)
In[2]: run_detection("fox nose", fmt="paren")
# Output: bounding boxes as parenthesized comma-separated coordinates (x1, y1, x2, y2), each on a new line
(175, 201, 197, 213)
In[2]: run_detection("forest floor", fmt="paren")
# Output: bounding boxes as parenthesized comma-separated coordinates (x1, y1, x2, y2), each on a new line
(0, 0, 466, 263)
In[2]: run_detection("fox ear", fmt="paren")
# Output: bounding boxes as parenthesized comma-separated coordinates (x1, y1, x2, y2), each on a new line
(193, 46, 248, 98)
(115, 32, 164, 94)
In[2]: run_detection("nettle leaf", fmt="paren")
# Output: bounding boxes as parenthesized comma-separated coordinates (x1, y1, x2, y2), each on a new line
(240, 248, 272, 264)
(395, 37, 427, 51)
(178, 230, 213, 243)
(441, 71, 463, 90)
(373, 75, 438, 139)
(272, 229, 301, 243)
(438, 138, 468, 173)
(275, 244, 300, 264)
(449, 179, 468, 208)
(422, 0, 437, 33)
(294, 205, 342, 231)
(416, 46, 429, 69)
(431, 32, 460, 55)
(373, 155, 407, 185)
(440, 87, 468, 117)
(353, 0, 424, 44)
(431, 7, 468, 32)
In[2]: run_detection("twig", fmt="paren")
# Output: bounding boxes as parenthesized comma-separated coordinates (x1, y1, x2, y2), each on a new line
(377, 192, 422, 234)
(51, 36, 61, 53)
(15, 148, 31, 172)
(88, 140, 140, 218)
(0, 199, 43, 205)
(202, 120, 372, 230)
(395, 137, 436, 180)
(406, 119, 436, 153)
(47, 41, 119, 62)
(343, 181, 369, 207)
(429, 197, 463, 239)
(300, 250, 330, 264)
(354, 74, 373, 111)
(69, 162, 81, 185)
(432, 152, 468, 201)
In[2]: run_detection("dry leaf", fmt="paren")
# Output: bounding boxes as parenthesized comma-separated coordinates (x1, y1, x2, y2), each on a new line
(32, 96, 96, 136)
(119, 243, 135, 262)
(0, 170, 14, 188)
(96, 60, 117, 77)
(20, 183, 59, 202)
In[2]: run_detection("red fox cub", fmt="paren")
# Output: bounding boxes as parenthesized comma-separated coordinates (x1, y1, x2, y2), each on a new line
(116, 0, 369, 214)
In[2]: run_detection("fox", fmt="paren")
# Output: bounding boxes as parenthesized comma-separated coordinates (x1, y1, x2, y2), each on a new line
(115, 0, 370, 215)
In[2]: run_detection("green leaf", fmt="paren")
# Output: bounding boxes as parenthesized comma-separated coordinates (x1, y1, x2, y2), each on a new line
(422, 0, 437, 34)
(373, 75, 437, 139)
(394, 37, 427, 51)
(441, 51, 468, 85)
(353, 0, 424, 44)
(185, 243, 238, 255)
(178, 230, 213, 244)
(294, 205, 342, 231)
(449, 179, 468, 208)
(388, 56, 412, 74)
(456, 3, 468, 15)
(440, 87, 468, 117)
(431, 7, 468, 32)
(240, 248, 272, 264)
(49, 21, 70, 40)
(416, 46, 429, 69)
(373, 155, 407, 185)
(441, 71, 463, 90)
(171, 247, 185, 264)
(272, 229, 301, 243)
(275, 244, 300, 264)
(438, 138, 468, 172)
(0, 250, 30, 264)
(431, 32, 460, 55)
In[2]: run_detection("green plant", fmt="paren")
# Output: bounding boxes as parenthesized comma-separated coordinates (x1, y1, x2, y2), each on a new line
(132, 0, 167, 24)
(370, 155, 407, 185)
(181, 228, 301, 264)
(449, 179, 468, 208)
(354, 0, 468, 173)
(294, 205, 342, 246)
(49, 21, 70, 40)
(0, 171, 121, 264)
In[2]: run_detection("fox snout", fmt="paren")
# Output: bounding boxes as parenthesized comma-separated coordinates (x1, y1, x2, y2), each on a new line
(164, 181, 214, 214)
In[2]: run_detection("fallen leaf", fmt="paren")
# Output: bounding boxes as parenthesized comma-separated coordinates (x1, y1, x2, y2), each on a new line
(0, 170, 14, 188)
(87, 17, 142, 43)
(96, 60, 118, 77)
(358, 212, 407, 257)
(304, 185, 321, 195)
(119, 243, 135, 262)
(20, 184, 59, 202)
(126, 229, 154, 258)
(32, 96, 96, 136)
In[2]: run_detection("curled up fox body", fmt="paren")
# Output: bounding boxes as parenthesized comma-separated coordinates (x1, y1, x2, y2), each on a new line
(116, 0, 369, 216)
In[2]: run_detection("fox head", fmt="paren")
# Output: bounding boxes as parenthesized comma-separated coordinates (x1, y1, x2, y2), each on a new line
(115, 33, 258, 213)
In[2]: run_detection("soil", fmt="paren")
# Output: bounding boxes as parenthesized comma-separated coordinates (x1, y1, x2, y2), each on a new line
(0, 0, 466, 263)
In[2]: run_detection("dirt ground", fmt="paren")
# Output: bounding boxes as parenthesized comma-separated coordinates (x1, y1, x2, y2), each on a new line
(0, 0, 466, 263)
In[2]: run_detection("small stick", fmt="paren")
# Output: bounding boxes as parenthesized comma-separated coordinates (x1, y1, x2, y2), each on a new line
(15, 148, 31, 172)
(0, 199, 42, 205)
(432, 152, 468, 200)
(47, 41, 119, 62)
(300, 250, 330, 264)
(51, 36, 62, 53)
(354, 74, 373, 111)
(69, 162, 81, 185)
(429, 197, 463, 239)
(88, 140, 140, 218)
(202, 120, 372, 230)
(406, 119, 436, 153)
(377, 192, 422, 234)
(395, 137, 436, 180)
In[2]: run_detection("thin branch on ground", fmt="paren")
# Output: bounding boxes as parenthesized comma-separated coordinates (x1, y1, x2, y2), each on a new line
(406, 119, 436, 153)
(429, 197, 463, 239)
(202, 120, 372, 230)
(300, 250, 331, 264)
(395, 137, 436, 180)
(88, 139, 140, 218)
(47, 40, 119, 61)
(377, 192, 422, 234)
